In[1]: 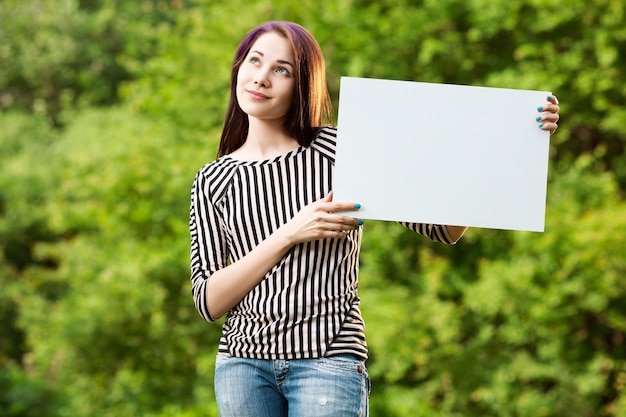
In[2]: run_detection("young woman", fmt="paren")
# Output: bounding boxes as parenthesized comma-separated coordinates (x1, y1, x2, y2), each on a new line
(189, 21, 560, 417)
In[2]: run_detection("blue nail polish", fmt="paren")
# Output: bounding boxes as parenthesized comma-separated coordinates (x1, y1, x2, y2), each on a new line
(538, 123, 544, 128)
(354, 203, 361, 209)
(547, 95, 553, 101)
(536, 116, 541, 121)
(537, 106, 543, 111)
(358, 219, 364, 225)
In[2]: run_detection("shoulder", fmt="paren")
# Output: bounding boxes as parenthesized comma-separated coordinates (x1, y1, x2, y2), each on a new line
(309, 126, 337, 163)
(193, 156, 240, 202)
(196, 156, 238, 180)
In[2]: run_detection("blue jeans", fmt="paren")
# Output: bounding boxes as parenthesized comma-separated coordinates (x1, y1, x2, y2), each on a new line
(214, 354, 370, 417)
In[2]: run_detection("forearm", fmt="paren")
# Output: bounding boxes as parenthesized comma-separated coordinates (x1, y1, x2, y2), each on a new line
(399, 222, 466, 244)
(205, 231, 294, 319)
(203, 194, 362, 319)
(445, 225, 468, 243)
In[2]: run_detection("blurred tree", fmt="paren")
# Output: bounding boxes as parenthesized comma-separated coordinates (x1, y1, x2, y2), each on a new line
(0, 363, 62, 417)
(0, 0, 176, 125)
(1, 107, 222, 416)
(0, 0, 625, 416)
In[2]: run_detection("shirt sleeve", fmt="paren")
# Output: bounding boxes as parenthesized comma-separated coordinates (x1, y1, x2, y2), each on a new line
(189, 169, 229, 322)
(398, 222, 456, 244)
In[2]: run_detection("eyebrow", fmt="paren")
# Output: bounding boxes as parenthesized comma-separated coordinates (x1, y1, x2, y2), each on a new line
(250, 50, 295, 68)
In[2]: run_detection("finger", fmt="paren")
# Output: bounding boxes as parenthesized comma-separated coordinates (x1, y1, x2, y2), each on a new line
(538, 122, 558, 135)
(313, 193, 336, 214)
(537, 111, 559, 123)
(545, 113, 560, 123)
(546, 103, 560, 113)
(332, 225, 360, 240)
(548, 94, 559, 105)
(324, 213, 362, 229)
(330, 229, 350, 239)
(537, 103, 560, 114)
(538, 94, 560, 112)
(324, 201, 362, 213)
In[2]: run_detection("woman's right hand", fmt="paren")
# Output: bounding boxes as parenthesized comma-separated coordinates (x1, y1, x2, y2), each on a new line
(277, 193, 363, 244)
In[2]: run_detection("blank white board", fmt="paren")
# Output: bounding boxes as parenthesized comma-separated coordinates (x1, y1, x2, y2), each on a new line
(333, 76, 552, 232)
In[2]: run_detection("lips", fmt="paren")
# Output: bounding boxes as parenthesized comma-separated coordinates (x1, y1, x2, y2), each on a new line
(246, 90, 270, 100)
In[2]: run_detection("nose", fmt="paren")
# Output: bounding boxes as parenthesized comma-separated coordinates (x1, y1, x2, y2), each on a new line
(254, 78, 269, 88)
(254, 69, 270, 88)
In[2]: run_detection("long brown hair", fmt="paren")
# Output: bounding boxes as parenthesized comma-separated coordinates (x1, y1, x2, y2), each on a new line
(217, 21, 333, 157)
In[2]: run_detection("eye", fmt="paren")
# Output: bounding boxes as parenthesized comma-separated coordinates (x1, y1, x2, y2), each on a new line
(276, 66, 292, 77)
(249, 56, 260, 65)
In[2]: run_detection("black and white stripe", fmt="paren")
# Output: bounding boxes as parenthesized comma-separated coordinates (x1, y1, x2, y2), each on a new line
(189, 127, 452, 360)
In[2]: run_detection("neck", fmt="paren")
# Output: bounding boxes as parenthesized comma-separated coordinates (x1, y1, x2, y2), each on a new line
(232, 117, 298, 161)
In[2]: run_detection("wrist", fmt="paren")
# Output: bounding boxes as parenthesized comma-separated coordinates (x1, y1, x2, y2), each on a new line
(270, 226, 297, 249)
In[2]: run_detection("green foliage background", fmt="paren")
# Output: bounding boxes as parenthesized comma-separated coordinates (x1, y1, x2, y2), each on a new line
(1, 0, 625, 416)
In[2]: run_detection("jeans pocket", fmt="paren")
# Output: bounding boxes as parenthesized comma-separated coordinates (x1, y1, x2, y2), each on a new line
(215, 353, 232, 367)
(319, 354, 367, 374)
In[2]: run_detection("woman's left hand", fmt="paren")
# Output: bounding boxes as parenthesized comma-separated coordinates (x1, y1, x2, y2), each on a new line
(537, 95, 560, 135)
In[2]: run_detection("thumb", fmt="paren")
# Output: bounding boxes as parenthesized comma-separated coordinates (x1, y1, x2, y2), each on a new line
(323, 192, 333, 202)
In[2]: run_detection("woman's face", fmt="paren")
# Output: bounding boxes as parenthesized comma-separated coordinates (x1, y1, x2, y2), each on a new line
(236, 32, 296, 122)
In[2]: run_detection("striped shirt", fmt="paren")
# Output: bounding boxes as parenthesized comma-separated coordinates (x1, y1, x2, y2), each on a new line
(189, 127, 455, 361)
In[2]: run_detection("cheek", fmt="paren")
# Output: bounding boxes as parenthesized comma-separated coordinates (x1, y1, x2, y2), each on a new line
(285, 84, 296, 107)
(235, 70, 244, 90)
(236, 65, 250, 88)
(235, 71, 246, 101)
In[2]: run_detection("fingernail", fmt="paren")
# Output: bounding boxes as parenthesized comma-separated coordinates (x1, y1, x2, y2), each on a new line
(358, 219, 364, 225)
(538, 123, 544, 128)
(354, 203, 361, 209)
(547, 95, 553, 101)
(537, 106, 543, 111)
(536, 116, 541, 121)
